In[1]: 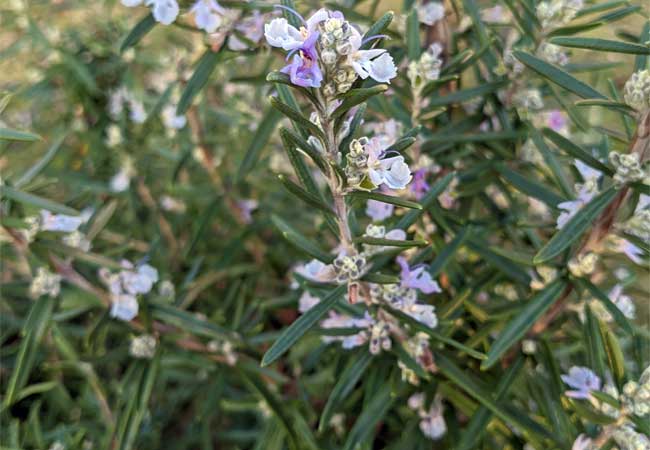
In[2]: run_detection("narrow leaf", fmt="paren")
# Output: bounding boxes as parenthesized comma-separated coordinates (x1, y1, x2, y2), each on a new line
(534, 187, 619, 263)
(120, 13, 156, 53)
(550, 37, 650, 54)
(348, 191, 422, 210)
(513, 51, 607, 99)
(261, 285, 347, 366)
(481, 280, 567, 370)
(177, 48, 223, 115)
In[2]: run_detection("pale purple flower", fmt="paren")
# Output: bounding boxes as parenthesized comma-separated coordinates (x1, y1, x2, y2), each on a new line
(228, 11, 265, 51)
(419, 396, 447, 440)
(120, 263, 159, 295)
(397, 257, 441, 294)
(346, 28, 397, 84)
(294, 259, 336, 283)
(403, 301, 438, 328)
(237, 199, 258, 224)
(410, 169, 430, 200)
(614, 237, 644, 265)
(366, 199, 394, 221)
(547, 109, 567, 133)
(110, 294, 139, 321)
(561, 366, 601, 399)
(281, 37, 323, 88)
(40, 210, 85, 233)
(191, 0, 225, 33)
(609, 284, 636, 319)
(298, 291, 320, 313)
(146, 0, 179, 25)
(572, 434, 593, 450)
(418, 2, 445, 26)
(365, 138, 412, 189)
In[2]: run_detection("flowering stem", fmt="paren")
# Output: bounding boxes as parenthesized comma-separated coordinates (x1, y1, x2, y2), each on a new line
(320, 105, 354, 252)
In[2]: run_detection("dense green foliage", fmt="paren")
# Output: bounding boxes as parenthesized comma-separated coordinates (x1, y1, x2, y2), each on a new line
(1, 0, 649, 449)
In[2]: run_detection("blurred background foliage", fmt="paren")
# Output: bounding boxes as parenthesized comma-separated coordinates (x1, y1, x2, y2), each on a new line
(1, 0, 649, 449)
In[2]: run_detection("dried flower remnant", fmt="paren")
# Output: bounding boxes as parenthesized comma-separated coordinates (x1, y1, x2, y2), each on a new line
(29, 267, 62, 298)
(624, 70, 650, 112)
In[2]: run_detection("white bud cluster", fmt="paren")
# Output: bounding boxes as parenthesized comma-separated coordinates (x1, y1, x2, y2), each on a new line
(29, 267, 62, 298)
(609, 152, 646, 186)
(129, 334, 157, 359)
(568, 252, 598, 277)
(621, 209, 650, 244)
(536, 0, 583, 28)
(320, 18, 358, 96)
(624, 70, 650, 112)
(537, 42, 568, 66)
(612, 425, 650, 450)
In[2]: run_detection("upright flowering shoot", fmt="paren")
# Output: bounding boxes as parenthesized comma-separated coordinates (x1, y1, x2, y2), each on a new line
(262, 7, 443, 381)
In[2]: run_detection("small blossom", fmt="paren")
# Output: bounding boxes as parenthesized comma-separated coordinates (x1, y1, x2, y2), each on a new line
(366, 199, 394, 221)
(161, 105, 187, 129)
(40, 210, 84, 233)
(561, 366, 601, 399)
(110, 294, 139, 321)
(191, 0, 224, 33)
(571, 434, 593, 450)
(417, 2, 445, 26)
(419, 396, 447, 440)
(567, 252, 598, 277)
(609, 284, 636, 320)
(120, 263, 159, 295)
(397, 257, 441, 294)
(298, 291, 320, 313)
(110, 159, 135, 192)
(146, 0, 179, 25)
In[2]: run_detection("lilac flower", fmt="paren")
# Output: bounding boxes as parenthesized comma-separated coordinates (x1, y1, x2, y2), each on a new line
(365, 138, 412, 189)
(281, 32, 323, 88)
(572, 434, 593, 450)
(120, 263, 159, 295)
(609, 284, 636, 319)
(298, 291, 320, 313)
(397, 257, 441, 294)
(40, 210, 85, 233)
(346, 27, 397, 84)
(191, 0, 225, 33)
(122, 0, 179, 25)
(264, 9, 330, 88)
(410, 169, 430, 200)
(366, 199, 394, 221)
(110, 294, 139, 321)
(547, 109, 567, 133)
(419, 396, 447, 440)
(561, 366, 601, 399)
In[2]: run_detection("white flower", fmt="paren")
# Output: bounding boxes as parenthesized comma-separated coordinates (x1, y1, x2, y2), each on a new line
(162, 105, 187, 129)
(191, 0, 224, 33)
(145, 0, 179, 25)
(403, 301, 438, 328)
(121, 0, 143, 7)
(120, 263, 159, 295)
(264, 18, 304, 51)
(110, 159, 135, 193)
(62, 231, 91, 251)
(419, 396, 447, 440)
(418, 2, 445, 26)
(128, 99, 147, 123)
(368, 52, 398, 83)
(368, 155, 412, 190)
(609, 284, 636, 320)
(366, 199, 394, 221)
(294, 259, 336, 283)
(40, 210, 84, 233)
(110, 294, 139, 321)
